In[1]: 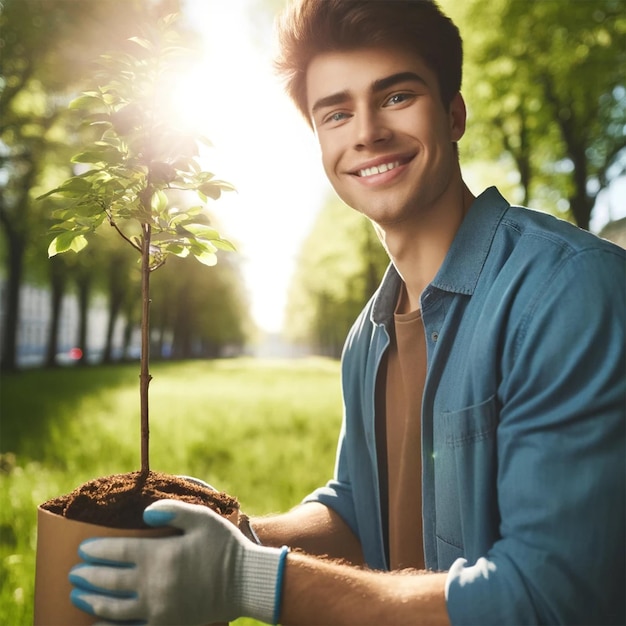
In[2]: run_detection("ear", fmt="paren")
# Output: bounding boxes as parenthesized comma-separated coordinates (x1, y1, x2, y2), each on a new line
(449, 92, 467, 142)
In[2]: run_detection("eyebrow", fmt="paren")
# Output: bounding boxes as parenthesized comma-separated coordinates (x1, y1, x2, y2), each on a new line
(310, 71, 428, 116)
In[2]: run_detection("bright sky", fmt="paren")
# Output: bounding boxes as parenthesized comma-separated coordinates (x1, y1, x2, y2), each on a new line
(177, 0, 332, 334)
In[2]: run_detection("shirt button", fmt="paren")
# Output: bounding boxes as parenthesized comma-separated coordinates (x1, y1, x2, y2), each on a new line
(431, 331, 439, 342)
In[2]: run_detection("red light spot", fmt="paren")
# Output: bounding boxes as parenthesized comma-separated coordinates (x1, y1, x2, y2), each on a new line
(69, 348, 83, 360)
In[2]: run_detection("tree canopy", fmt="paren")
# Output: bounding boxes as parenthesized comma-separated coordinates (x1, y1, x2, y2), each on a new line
(442, 0, 626, 228)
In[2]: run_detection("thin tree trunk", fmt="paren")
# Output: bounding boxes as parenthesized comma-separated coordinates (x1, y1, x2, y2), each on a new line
(140, 222, 152, 475)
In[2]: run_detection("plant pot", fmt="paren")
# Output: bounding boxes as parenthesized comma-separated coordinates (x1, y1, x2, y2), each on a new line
(34, 472, 240, 625)
(34, 506, 176, 625)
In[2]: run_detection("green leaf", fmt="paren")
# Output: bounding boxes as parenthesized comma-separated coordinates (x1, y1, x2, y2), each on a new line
(197, 179, 236, 200)
(48, 232, 88, 257)
(212, 238, 237, 252)
(47, 237, 62, 257)
(166, 244, 190, 258)
(71, 147, 123, 165)
(151, 189, 168, 213)
(169, 210, 211, 229)
(198, 182, 223, 200)
(190, 239, 217, 254)
(69, 94, 103, 110)
(50, 177, 95, 198)
(193, 249, 218, 266)
(70, 235, 89, 253)
(181, 224, 221, 240)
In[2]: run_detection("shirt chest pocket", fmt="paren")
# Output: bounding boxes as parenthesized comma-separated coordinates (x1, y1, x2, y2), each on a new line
(433, 395, 500, 567)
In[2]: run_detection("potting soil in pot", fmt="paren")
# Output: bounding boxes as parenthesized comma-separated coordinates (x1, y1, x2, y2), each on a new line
(41, 470, 239, 529)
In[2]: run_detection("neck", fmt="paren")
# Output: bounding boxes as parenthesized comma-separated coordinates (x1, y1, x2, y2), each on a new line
(377, 181, 475, 312)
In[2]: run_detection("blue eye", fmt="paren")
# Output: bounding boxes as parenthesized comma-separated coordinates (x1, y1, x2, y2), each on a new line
(321, 110, 351, 126)
(385, 93, 412, 106)
(329, 111, 349, 122)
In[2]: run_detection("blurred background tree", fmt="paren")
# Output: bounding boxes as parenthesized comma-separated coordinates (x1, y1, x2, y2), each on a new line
(0, 0, 251, 371)
(0, 0, 178, 370)
(285, 195, 389, 357)
(151, 249, 252, 360)
(441, 0, 626, 228)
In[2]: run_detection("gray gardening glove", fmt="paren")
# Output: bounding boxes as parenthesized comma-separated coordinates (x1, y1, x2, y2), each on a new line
(69, 499, 289, 625)
(178, 475, 261, 544)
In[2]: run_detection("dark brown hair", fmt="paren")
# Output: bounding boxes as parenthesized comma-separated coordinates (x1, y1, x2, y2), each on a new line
(275, 0, 463, 124)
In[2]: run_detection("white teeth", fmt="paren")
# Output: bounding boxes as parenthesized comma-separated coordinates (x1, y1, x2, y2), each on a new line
(358, 161, 400, 177)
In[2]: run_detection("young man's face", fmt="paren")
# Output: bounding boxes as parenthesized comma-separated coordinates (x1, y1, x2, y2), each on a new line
(306, 46, 466, 227)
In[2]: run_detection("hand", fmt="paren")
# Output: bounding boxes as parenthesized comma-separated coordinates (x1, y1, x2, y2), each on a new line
(178, 476, 261, 544)
(69, 499, 289, 625)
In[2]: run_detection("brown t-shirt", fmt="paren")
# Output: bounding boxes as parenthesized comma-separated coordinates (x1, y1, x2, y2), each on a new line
(375, 286, 427, 570)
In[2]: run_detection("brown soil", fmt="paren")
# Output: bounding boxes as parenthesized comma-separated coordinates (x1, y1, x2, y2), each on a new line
(41, 471, 239, 529)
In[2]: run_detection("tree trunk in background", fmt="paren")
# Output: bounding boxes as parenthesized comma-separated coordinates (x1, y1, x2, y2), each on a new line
(0, 234, 25, 372)
(102, 261, 127, 364)
(569, 145, 593, 231)
(45, 256, 67, 368)
(75, 274, 91, 366)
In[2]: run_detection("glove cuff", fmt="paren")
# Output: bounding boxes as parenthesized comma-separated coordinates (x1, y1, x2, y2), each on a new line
(237, 543, 289, 624)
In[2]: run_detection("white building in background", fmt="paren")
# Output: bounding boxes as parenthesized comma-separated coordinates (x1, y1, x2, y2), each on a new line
(0, 280, 134, 367)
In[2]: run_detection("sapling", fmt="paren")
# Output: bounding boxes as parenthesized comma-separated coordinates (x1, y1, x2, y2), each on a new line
(40, 14, 235, 476)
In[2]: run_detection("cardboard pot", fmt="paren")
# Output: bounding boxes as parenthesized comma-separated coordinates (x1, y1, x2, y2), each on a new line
(34, 503, 240, 625)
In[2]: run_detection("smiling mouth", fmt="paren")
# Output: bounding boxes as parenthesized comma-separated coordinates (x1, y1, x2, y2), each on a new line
(357, 161, 399, 177)
(354, 156, 412, 178)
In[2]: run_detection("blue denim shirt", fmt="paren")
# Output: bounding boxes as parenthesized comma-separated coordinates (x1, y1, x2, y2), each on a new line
(304, 187, 625, 625)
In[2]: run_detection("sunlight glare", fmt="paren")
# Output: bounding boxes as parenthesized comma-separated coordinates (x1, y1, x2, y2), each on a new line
(175, 0, 330, 335)
(169, 67, 213, 136)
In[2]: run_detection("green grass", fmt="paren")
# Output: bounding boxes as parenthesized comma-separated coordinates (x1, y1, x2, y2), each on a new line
(0, 357, 343, 626)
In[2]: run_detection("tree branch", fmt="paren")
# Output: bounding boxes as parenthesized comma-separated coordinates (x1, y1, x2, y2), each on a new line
(107, 211, 142, 252)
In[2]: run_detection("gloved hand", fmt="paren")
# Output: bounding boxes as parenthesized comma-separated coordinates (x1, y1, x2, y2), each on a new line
(177, 475, 261, 545)
(68, 499, 289, 625)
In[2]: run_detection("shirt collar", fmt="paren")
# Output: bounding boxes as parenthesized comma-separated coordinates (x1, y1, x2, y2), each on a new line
(372, 187, 510, 325)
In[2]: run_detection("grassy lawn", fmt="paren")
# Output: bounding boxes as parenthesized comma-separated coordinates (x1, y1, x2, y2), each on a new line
(0, 357, 343, 626)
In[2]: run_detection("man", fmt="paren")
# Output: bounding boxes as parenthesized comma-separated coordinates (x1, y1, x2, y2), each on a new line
(69, 1, 625, 624)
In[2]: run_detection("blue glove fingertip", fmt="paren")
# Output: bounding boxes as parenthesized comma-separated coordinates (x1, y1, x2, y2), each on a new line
(70, 588, 97, 616)
(144, 508, 176, 527)
(69, 563, 92, 590)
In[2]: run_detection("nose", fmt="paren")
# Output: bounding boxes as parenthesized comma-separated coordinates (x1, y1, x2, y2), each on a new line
(353, 106, 391, 149)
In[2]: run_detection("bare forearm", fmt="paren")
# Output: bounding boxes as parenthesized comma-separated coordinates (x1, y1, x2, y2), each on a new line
(252, 502, 364, 565)
(279, 551, 450, 626)
(251, 503, 448, 624)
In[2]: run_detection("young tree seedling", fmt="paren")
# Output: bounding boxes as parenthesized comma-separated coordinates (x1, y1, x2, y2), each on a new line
(40, 14, 235, 475)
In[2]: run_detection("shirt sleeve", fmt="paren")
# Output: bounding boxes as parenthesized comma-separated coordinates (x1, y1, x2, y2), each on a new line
(302, 417, 360, 537)
(446, 247, 626, 625)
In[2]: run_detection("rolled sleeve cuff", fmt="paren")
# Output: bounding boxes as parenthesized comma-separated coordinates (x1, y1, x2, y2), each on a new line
(302, 484, 358, 537)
